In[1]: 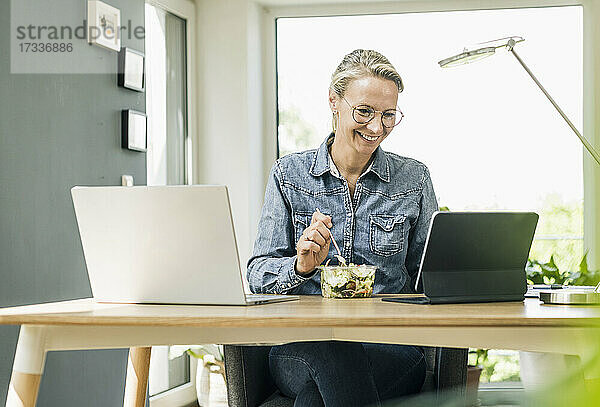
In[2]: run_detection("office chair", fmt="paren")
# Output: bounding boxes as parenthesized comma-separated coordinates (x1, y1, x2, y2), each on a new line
(224, 345, 468, 407)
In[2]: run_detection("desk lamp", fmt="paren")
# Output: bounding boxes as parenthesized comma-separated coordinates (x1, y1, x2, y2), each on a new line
(439, 36, 600, 304)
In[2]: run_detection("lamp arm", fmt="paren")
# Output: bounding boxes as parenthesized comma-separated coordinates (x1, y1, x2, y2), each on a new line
(508, 45, 600, 166)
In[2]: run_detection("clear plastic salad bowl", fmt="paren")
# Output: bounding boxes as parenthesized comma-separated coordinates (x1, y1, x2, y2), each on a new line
(318, 264, 376, 298)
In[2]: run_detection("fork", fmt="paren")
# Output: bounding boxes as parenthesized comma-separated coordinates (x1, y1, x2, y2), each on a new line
(316, 208, 346, 265)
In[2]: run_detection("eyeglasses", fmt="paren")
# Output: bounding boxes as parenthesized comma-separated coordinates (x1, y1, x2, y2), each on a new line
(341, 96, 404, 128)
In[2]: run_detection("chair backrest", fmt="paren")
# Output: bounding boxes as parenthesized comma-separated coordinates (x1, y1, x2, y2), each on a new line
(224, 345, 278, 407)
(224, 345, 467, 407)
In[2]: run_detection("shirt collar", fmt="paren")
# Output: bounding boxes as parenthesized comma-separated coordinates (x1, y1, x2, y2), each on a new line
(309, 133, 390, 182)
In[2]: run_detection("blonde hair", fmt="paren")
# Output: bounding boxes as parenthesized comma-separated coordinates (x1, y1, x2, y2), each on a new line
(330, 49, 403, 132)
(330, 49, 404, 98)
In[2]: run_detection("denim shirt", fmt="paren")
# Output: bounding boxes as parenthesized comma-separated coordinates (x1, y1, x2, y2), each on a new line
(247, 133, 438, 295)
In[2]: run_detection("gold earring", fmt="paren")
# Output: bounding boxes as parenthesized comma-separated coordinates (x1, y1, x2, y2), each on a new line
(332, 111, 338, 133)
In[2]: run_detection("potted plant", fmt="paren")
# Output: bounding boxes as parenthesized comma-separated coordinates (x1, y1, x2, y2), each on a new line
(160, 344, 227, 407)
(186, 345, 226, 407)
(467, 348, 488, 406)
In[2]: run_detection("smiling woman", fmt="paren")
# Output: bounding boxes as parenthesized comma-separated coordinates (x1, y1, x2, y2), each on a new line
(248, 48, 435, 406)
(275, 5, 585, 394)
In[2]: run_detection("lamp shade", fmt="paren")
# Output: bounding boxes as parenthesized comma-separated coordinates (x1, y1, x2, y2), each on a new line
(438, 46, 496, 68)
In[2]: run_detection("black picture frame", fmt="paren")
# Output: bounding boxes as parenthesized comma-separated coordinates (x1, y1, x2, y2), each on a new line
(118, 47, 145, 92)
(121, 109, 147, 152)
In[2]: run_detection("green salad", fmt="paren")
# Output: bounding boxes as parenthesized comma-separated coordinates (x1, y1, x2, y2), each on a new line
(318, 262, 376, 298)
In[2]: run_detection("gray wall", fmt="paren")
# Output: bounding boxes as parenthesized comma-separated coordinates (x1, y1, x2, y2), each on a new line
(0, 1, 146, 405)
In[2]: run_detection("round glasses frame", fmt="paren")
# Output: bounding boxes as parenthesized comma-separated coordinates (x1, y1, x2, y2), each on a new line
(342, 96, 404, 128)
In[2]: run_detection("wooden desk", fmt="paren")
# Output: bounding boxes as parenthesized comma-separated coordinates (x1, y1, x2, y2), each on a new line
(2, 295, 600, 406)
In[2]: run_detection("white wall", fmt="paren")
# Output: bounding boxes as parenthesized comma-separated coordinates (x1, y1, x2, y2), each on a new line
(195, 0, 267, 288)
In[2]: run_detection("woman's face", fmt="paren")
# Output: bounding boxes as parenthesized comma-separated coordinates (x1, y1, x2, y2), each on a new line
(329, 76, 399, 158)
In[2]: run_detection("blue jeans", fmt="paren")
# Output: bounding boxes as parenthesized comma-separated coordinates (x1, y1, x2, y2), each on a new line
(269, 341, 426, 407)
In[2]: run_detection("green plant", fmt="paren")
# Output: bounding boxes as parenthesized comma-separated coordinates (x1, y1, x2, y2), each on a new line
(468, 348, 489, 367)
(526, 253, 600, 286)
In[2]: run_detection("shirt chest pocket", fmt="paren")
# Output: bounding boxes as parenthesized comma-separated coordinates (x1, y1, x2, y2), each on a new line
(294, 212, 313, 245)
(369, 214, 406, 257)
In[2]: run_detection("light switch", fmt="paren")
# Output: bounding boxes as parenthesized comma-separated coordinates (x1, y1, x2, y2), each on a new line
(121, 175, 134, 186)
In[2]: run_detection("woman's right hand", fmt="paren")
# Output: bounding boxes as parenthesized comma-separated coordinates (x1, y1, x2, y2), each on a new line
(295, 211, 332, 276)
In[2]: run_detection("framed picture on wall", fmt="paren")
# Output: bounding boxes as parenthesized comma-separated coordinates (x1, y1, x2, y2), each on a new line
(87, 1, 121, 52)
(118, 48, 145, 92)
(121, 110, 147, 152)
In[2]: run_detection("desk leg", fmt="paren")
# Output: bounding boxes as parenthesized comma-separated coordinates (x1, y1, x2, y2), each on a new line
(123, 347, 152, 407)
(6, 326, 47, 407)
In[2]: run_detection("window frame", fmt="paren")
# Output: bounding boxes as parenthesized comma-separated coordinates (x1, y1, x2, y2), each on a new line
(257, 0, 600, 271)
(145, 1, 197, 405)
(146, 0, 197, 186)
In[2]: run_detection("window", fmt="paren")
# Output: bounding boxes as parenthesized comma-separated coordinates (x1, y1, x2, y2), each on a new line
(146, 3, 189, 186)
(276, 6, 583, 274)
(276, 6, 583, 385)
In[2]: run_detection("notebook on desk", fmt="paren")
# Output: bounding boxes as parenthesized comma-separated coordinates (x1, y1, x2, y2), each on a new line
(71, 185, 298, 305)
(383, 211, 538, 305)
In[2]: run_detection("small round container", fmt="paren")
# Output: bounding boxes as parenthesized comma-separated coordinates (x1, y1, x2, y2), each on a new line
(318, 264, 376, 298)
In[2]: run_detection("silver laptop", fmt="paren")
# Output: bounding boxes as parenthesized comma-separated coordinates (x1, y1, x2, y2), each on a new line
(71, 185, 298, 305)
